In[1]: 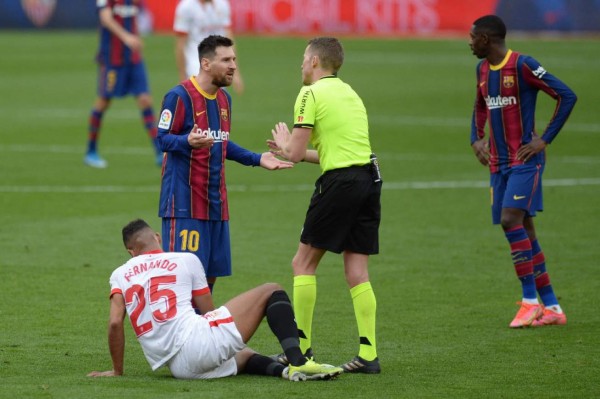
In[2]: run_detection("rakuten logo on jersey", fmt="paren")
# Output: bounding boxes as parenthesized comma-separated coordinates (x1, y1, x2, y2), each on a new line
(485, 95, 517, 110)
(200, 128, 230, 142)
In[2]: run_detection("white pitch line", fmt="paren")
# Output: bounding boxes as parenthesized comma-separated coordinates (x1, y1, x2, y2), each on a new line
(1, 144, 599, 164)
(1, 178, 599, 194)
(0, 110, 598, 133)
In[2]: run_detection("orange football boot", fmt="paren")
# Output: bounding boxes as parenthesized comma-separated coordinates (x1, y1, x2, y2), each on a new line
(509, 302, 543, 328)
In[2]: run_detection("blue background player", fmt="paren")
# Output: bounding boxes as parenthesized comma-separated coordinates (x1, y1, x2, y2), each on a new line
(85, 0, 162, 168)
(469, 15, 577, 327)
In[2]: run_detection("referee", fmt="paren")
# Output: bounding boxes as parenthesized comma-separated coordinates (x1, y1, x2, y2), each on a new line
(269, 37, 382, 374)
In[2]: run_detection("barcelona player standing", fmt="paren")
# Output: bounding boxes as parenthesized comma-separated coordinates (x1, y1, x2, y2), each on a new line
(157, 35, 292, 293)
(84, 0, 162, 168)
(469, 15, 577, 327)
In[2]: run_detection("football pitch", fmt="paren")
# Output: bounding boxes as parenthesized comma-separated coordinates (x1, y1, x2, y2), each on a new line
(0, 32, 599, 398)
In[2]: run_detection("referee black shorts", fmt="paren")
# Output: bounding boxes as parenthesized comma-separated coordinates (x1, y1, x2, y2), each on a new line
(300, 164, 381, 255)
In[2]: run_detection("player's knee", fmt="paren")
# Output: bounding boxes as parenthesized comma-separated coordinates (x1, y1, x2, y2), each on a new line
(291, 256, 313, 275)
(266, 287, 291, 309)
(137, 94, 152, 108)
(500, 209, 524, 230)
(261, 282, 283, 294)
(345, 271, 369, 288)
(94, 98, 110, 111)
(500, 217, 518, 230)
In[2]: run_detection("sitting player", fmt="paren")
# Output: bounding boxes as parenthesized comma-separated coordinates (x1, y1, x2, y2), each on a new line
(88, 219, 343, 381)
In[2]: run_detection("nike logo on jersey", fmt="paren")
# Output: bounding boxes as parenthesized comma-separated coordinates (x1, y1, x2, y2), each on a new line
(479, 81, 486, 87)
(196, 110, 206, 116)
(513, 195, 526, 200)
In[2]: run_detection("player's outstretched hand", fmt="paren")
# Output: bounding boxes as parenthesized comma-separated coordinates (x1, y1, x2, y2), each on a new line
(266, 138, 283, 158)
(260, 151, 294, 170)
(471, 138, 490, 166)
(269, 122, 291, 158)
(188, 124, 215, 149)
(87, 370, 120, 377)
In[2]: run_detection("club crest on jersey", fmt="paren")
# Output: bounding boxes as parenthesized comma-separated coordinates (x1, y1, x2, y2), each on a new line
(158, 109, 173, 130)
(220, 108, 228, 121)
(503, 75, 515, 88)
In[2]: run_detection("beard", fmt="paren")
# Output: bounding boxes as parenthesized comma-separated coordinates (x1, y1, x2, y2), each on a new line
(470, 46, 487, 59)
(212, 74, 233, 88)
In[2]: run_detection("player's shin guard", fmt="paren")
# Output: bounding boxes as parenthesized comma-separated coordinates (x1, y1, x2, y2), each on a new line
(351, 281, 377, 361)
(531, 239, 559, 307)
(266, 290, 306, 366)
(293, 275, 316, 354)
(87, 109, 103, 152)
(505, 226, 536, 301)
(244, 354, 285, 377)
(141, 107, 160, 153)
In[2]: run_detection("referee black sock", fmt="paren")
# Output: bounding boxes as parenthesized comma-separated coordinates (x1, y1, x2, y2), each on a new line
(244, 354, 285, 377)
(266, 290, 306, 366)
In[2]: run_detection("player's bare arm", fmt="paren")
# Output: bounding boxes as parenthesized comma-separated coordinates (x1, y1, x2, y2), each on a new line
(471, 138, 490, 166)
(301, 149, 320, 164)
(174, 34, 189, 82)
(99, 8, 142, 52)
(187, 124, 215, 149)
(270, 122, 311, 163)
(193, 293, 216, 314)
(225, 28, 245, 95)
(88, 294, 126, 377)
(517, 136, 547, 162)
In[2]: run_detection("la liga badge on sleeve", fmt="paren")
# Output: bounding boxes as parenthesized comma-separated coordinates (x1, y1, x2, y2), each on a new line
(158, 109, 173, 130)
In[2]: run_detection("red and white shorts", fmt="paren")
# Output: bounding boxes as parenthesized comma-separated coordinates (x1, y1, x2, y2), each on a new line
(167, 306, 245, 379)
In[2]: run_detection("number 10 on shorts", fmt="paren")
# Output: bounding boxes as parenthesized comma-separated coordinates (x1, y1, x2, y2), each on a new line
(179, 229, 200, 252)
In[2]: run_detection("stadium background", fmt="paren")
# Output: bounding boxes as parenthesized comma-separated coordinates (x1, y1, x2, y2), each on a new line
(1, 0, 600, 34)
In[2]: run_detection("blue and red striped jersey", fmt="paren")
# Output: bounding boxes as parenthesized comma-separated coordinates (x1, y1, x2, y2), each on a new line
(96, 0, 142, 66)
(157, 78, 261, 221)
(470, 50, 577, 173)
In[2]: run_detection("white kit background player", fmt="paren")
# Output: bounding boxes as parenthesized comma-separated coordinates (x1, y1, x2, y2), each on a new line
(88, 219, 342, 380)
(173, 0, 245, 93)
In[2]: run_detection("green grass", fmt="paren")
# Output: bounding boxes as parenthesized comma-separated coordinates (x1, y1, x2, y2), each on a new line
(1, 31, 599, 398)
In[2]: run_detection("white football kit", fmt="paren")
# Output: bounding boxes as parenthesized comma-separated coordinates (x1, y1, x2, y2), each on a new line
(109, 250, 245, 378)
(173, 0, 232, 78)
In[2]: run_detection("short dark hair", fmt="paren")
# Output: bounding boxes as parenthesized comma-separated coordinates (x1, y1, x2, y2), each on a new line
(122, 219, 151, 247)
(198, 35, 234, 60)
(308, 37, 344, 74)
(473, 15, 506, 40)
